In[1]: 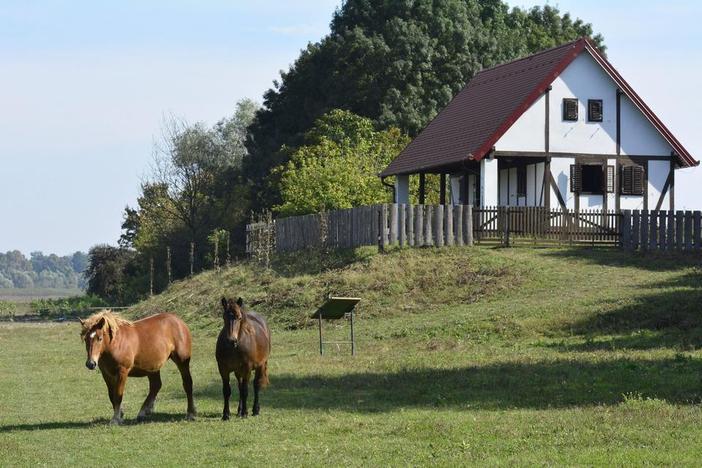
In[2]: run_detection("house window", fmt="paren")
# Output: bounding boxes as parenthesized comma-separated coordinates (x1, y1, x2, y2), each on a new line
(621, 165, 645, 195)
(588, 99, 603, 122)
(563, 98, 578, 121)
(570, 164, 605, 194)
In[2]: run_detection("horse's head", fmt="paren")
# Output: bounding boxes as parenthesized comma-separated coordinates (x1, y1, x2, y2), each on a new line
(79, 316, 108, 370)
(221, 297, 244, 347)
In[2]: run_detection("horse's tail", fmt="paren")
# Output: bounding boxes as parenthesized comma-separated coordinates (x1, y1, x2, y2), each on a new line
(260, 360, 270, 388)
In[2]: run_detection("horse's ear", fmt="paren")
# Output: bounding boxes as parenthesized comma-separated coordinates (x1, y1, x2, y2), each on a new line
(221, 297, 228, 311)
(78, 318, 85, 326)
(236, 297, 243, 307)
(97, 317, 106, 328)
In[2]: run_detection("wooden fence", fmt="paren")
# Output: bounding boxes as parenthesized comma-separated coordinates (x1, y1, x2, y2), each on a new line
(621, 210, 702, 251)
(246, 205, 702, 255)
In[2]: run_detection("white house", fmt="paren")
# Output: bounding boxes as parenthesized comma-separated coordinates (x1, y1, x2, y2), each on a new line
(382, 38, 698, 212)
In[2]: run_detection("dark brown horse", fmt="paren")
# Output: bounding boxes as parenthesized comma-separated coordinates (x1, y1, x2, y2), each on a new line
(216, 297, 271, 419)
(80, 310, 196, 425)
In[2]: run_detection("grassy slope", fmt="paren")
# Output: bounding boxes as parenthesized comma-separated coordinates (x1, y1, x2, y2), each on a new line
(1, 246, 702, 466)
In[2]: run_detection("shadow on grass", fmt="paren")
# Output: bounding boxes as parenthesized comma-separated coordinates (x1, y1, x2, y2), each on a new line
(0, 412, 207, 433)
(196, 357, 702, 412)
(551, 267, 702, 351)
(268, 247, 374, 277)
(541, 247, 702, 272)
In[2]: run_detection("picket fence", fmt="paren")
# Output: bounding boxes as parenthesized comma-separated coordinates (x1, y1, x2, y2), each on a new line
(246, 205, 702, 255)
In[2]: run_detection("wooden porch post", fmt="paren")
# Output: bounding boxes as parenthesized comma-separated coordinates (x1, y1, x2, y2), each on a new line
(439, 174, 446, 205)
(419, 173, 426, 205)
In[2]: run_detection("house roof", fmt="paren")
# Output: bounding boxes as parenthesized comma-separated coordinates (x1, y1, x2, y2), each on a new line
(381, 38, 698, 177)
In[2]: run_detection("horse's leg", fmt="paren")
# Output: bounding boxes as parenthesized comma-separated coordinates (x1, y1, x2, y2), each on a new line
(137, 371, 162, 421)
(238, 374, 250, 418)
(174, 358, 196, 420)
(220, 366, 232, 421)
(101, 371, 116, 420)
(110, 368, 128, 425)
(252, 366, 263, 416)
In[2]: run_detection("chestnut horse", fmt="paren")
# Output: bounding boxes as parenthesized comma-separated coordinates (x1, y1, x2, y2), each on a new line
(216, 297, 271, 419)
(79, 310, 196, 425)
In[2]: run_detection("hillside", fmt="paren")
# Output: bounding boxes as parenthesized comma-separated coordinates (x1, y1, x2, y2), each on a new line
(3, 245, 702, 465)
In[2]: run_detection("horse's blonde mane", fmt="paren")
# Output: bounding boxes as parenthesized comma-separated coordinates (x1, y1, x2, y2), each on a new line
(80, 310, 133, 338)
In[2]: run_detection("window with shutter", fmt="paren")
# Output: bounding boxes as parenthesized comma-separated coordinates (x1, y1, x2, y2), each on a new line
(620, 165, 645, 195)
(588, 99, 603, 122)
(632, 165, 644, 195)
(606, 165, 615, 193)
(570, 164, 582, 193)
(563, 98, 578, 121)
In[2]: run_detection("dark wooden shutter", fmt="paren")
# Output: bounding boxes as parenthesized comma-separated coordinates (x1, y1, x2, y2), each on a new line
(621, 165, 645, 195)
(570, 164, 582, 193)
(632, 165, 644, 195)
(606, 165, 615, 193)
(588, 99, 603, 122)
(563, 98, 578, 121)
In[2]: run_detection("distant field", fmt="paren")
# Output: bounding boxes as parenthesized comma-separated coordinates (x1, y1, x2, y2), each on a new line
(0, 288, 83, 316)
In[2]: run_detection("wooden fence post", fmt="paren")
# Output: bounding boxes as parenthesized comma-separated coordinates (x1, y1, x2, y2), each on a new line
(189, 241, 195, 276)
(503, 207, 511, 247)
(399, 204, 406, 247)
(445, 204, 454, 246)
(435, 205, 444, 247)
(379, 204, 388, 252)
(666, 211, 675, 251)
(465, 206, 474, 246)
(694, 211, 702, 251)
(658, 211, 667, 252)
(415, 205, 424, 247)
(390, 203, 398, 245)
(684, 211, 693, 251)
(455, 205, 464, 247)
(166, 246, 172, 284)
(149, 256, 154, 296)
(632, 210, 640, 250)
(621, 210, 632, 250)
(407, 204, 414, 247)
(425, 205, 433, 246)
(676, 211, 684, 251)
(640, 210, 648, 251)
(649, 211, 658, 251)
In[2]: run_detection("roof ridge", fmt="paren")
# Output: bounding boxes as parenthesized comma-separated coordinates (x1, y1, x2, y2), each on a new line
(475, 38, 582, 76)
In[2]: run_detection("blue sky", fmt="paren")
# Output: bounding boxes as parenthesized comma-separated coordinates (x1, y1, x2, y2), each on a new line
(1, 1, 700, 255)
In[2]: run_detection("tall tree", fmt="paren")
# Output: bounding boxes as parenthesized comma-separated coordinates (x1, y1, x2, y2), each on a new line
(245, 0, 604, 209)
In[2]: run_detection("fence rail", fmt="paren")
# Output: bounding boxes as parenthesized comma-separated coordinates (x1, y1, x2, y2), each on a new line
(246, 205, 702, 255)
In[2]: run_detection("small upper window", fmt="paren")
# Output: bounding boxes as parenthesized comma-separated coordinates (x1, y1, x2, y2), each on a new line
(563, 98, 578, 121)
(588, 99, 603, 122)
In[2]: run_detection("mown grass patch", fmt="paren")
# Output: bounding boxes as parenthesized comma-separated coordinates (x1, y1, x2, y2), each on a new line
(2, 246, 702, 465)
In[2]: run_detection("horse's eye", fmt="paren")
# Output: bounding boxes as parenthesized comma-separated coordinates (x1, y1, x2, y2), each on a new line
(98, 336, 103, 341)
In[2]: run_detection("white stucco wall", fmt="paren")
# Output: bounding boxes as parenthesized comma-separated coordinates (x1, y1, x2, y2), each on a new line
(549, 53, 617, 154)
(495, 94, 546, 152)
(549, 157, 575, 209)
(648, 160, 671, 209)
(481, 158, 499, 207)
(620, 96, 672, 156)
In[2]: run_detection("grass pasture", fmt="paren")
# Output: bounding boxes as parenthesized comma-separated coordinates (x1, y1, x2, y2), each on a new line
(1, 246, 702, 466)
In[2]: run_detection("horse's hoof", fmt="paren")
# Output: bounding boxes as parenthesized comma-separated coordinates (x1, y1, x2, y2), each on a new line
(136, 414, 147, 423)
(238, 412, 248, 419)
(222, 413, 230, 421)
(252, 409, 260, 417)
(109, 418, 123, 426)
(186, 413, 196, 421)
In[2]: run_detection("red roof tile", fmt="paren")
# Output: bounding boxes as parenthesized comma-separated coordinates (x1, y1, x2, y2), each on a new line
(381, 38, 697, 176)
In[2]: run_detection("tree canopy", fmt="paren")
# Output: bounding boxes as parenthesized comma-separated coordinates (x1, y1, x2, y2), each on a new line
(275, 110, 410, 216)
(245, 0, 605, 208)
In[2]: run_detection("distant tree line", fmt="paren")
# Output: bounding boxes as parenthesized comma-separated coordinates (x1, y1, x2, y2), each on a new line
(86, 1, 605, 304)
(0, 250, 88, 289)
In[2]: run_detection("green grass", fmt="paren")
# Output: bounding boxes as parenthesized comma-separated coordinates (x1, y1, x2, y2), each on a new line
(0, 288, 83, 316)
(1, 246, 702, 466)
